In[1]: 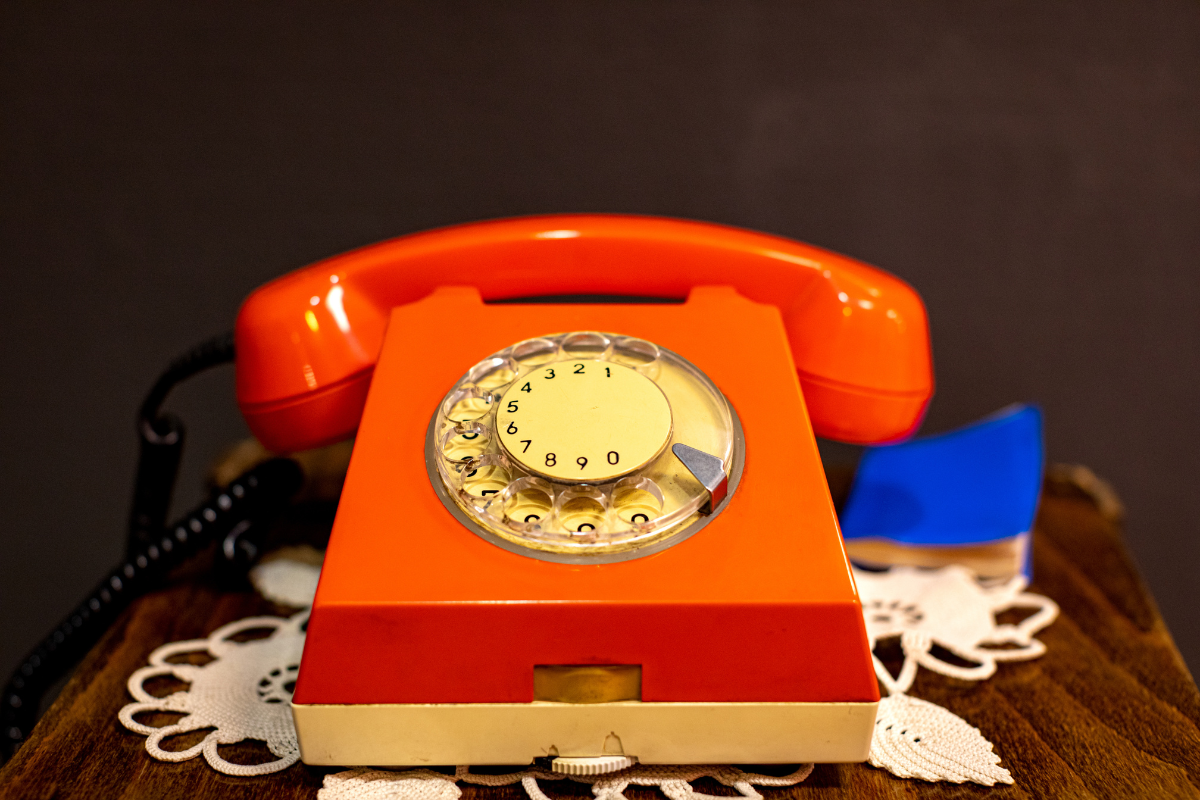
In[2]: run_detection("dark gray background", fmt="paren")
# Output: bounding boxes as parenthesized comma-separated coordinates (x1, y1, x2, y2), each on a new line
(2, 1, 1197, 694)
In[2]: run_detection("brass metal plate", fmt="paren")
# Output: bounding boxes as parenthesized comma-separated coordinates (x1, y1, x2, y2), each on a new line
(534, 665, 643, 704)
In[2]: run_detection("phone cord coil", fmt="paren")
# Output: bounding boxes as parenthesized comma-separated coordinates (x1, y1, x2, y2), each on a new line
(128, 331, 236, 558)
(0, 457, 303, 762)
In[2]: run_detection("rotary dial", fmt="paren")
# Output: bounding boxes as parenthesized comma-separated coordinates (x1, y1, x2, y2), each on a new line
(427, 331, 742, 562)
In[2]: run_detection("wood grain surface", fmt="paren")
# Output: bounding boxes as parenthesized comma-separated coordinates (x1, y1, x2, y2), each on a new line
(1, 472, 1197, 799)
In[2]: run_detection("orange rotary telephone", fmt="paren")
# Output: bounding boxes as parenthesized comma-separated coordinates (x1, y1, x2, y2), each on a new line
(235, 215, 933, 769)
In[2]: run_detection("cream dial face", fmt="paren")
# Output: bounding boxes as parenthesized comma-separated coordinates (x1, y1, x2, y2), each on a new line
(495, 361, 673, 483)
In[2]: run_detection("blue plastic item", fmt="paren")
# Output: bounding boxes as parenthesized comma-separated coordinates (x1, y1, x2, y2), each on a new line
(838, 404, 1044, 578)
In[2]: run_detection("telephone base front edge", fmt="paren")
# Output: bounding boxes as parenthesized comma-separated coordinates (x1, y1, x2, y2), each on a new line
(291, 700, 879, 766)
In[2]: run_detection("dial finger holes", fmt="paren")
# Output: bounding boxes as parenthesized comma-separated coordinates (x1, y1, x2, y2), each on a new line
(511, 338, 559, 367)
(610, 337, 660, 368)
(443, 387, 493, 423)
(502, 477, 554, 529)
(459, 455, 511, 504)
(468, 356, 518, 391)
(613, 477, 665, 528)
(561, 331, 611, 359)
(440, 423, 490, 462)
(556, 487, 607, 537)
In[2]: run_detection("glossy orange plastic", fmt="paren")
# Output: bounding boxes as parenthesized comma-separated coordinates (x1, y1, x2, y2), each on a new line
(292, 287, 879, 706)
(236, 215, 933, 451)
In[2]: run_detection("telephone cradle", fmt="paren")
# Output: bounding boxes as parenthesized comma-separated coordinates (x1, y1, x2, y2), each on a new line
(234, 215, 934, 770)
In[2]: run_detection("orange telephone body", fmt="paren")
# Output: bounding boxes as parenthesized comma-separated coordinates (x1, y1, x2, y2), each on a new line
(235, 215, 933, 766)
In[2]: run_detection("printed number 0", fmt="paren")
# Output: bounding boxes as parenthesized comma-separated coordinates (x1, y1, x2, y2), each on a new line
(607, 451, 619, 465)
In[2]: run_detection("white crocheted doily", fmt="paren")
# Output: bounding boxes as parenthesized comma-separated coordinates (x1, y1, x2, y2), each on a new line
(118, 611, 307, 775)
(319, 764, 814, 800)
(119, 559, 1058, 790)
(249, 553, 323, 607)
(857, 565, 1059, 785)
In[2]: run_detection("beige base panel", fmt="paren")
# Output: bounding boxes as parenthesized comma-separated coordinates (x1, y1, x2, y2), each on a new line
(292, 700, 879, 766)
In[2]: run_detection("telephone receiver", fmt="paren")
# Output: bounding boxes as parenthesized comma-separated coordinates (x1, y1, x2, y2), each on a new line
(235, 214, 933, 453)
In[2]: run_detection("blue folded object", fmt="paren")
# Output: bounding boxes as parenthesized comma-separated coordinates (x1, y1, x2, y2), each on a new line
(838, 404, 1044, 579)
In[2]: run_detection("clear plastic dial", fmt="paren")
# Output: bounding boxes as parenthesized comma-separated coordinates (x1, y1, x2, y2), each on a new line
(427, 332, 741, 560)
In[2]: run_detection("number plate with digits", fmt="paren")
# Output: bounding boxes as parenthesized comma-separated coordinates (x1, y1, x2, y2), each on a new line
(495, 361, 672, 482)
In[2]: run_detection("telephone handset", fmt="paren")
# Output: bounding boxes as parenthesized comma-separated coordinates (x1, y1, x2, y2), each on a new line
(236, 214, 931, 453)
(230, 215, 933, 769)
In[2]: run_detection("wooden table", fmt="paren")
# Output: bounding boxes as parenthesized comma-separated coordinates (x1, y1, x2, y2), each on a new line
(2, 470, 1198, 799)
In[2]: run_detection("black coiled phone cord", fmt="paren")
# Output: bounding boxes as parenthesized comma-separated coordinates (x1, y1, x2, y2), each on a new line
(1, 334, 304, 762)
(127, 330, 237, 557)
